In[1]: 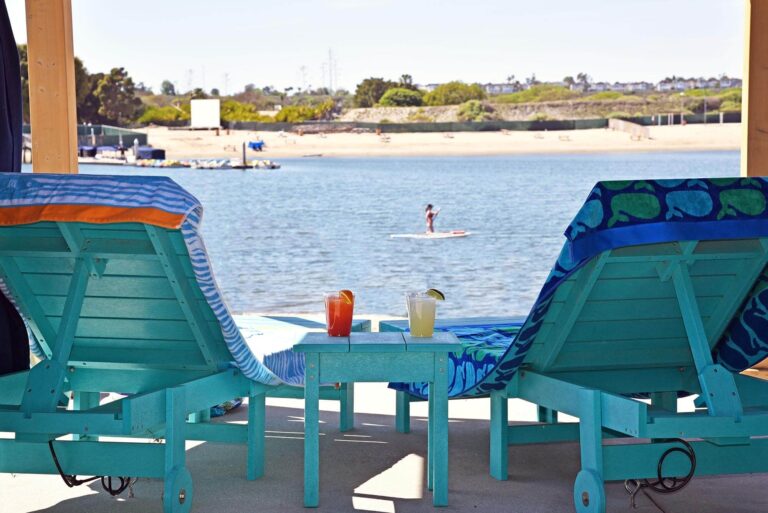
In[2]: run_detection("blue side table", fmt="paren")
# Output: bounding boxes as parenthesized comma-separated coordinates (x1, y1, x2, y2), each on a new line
(294, 331, 461, 508)
(380, 317, 527, 433)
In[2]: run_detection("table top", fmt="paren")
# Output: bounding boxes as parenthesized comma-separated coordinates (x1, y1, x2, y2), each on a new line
(379, 316, 526, 332)
(293, 331, 460, 354)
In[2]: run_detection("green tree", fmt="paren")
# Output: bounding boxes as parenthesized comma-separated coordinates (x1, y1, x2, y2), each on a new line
(378, 87, 423, 107)
(73, 57, 107, 123)
(78, 71, 105, 123)
(161, 80, 176, 95)
(190, 88, 208, 99)
(563, 76, 575, 88)
(397, 74, 419, 91)
(576, 72, 591, 91)
(354, 77, 397, 107)
(94, 67, 143, 126)
(17, 45, 29, 122)
(210, 88, 220, 96)
(423, 81, 486, 106)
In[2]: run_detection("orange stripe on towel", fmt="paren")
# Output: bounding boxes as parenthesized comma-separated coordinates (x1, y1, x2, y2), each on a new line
(0, 205, 185, 229)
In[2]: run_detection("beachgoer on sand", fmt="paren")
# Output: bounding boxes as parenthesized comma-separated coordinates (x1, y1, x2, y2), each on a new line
(425, 204, 440, 233)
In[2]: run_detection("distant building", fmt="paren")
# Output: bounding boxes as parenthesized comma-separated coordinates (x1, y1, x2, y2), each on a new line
(416, 83, 441, 93)
(481, 83, 519, 95)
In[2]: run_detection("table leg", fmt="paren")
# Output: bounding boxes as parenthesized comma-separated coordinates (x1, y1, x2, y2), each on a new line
(427, 383, 434, 492)
(339, 382, 354, 432)
(304, 353, 320, 507)
(396, 390, 411, 433)
(432, 352, 449, 506)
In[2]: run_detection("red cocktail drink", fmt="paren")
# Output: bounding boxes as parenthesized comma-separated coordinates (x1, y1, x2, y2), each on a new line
(325, 290, 354, 336)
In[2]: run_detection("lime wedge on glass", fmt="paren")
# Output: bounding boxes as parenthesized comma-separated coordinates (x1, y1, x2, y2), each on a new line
(425, 288, 445, 301)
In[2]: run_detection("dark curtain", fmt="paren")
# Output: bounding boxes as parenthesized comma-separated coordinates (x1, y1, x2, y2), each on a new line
(0, 292, 28, 375)
(0, 0, 29, 376)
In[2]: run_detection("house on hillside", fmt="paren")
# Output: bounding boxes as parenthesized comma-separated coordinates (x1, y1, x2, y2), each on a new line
(482, 83, 519, 95)
(416, 83, 441, 93)
(656, 79, 675, 92)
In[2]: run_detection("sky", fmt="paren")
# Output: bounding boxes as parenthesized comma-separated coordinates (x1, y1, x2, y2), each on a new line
(6, 0, 745, 94)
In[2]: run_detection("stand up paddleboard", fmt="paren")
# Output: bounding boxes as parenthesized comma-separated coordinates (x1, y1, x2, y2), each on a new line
(390, 230, 471, 239)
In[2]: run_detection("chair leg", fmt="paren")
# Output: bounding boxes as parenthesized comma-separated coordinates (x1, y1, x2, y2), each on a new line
(573, 389, 606, 513)
(247, 388, 266, 480)
(490, 391, 509, 480)
(163, 387, 193, 513)
(304, 353, 320, 507)
(537, 405, 558, 424)
(431, 356, 449, 507)
(396, 391, 411, 433)
(427, 385, 434, 491)
(72, 391, 100, 441)
(339, 382, 354, 432)
(650, 392, 677, 412)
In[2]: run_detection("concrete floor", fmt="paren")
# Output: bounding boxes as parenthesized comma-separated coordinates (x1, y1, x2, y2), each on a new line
(1, 383, 766, 513)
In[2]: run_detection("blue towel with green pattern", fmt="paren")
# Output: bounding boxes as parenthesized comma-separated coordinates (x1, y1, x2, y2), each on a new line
(393, 178, 768, 400)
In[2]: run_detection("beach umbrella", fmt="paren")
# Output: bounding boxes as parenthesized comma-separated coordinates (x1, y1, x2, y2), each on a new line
(0, 0, 21, 173)
(0, 0, 29, 376)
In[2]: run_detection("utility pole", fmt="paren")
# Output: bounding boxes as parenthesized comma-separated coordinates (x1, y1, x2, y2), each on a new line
(185, 69, 194, 94)
(299, 65, 308, 92)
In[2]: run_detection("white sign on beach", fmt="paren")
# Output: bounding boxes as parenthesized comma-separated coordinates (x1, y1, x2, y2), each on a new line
(191, 99, 221, 128)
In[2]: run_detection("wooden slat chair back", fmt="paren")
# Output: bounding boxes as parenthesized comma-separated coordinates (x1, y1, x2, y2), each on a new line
(0, 174, 269, 513)
(523, 238, 768, 395)
(0, 221, 233, 395)
(487, 178, 768, 513)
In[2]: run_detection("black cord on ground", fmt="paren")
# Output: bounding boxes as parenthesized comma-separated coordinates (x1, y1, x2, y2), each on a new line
(48, 441, 134, 497)
(624, 438, 697, 512)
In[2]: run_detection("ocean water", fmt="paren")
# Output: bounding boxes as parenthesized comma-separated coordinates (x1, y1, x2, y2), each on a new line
(25, 151, 739, 317)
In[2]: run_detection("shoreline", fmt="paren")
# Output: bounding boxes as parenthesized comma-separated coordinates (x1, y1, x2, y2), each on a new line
(141, 123, 741, 160)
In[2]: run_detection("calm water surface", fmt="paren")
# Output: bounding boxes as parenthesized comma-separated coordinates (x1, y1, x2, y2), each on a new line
(29, 151, 739, 317)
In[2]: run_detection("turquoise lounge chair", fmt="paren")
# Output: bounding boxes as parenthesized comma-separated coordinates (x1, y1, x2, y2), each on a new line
(391, 178, 768, 512)
(0, 174, 357, 512)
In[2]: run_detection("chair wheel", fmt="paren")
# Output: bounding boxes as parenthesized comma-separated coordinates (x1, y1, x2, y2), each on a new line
(574, 469, 605, 513)
(163, 465, 193, 513)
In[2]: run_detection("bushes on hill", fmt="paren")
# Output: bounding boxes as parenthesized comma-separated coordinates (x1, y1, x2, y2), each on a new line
(582, 91, 624, 101)
(406, 108, 435, 123)
(220, 100, 273, 123)
(719, 100, 741, 112)
(424, 81, 485, 106)
(457, 100, 494, 122)
(274, 99, 335, 123)
(496, 84, 578, 104)
(137, 105, 189, 126)
(379, 87, 424, 107)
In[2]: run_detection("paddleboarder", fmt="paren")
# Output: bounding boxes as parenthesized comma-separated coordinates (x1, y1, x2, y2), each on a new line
(425, 204, 440, 233)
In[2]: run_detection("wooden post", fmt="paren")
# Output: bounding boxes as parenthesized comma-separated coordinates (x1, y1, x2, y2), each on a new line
(742, 0, 768, 177)
(25, 0, 78, 174)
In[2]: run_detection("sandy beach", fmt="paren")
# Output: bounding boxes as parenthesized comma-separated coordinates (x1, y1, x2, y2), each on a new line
(142, 123, 741, 160)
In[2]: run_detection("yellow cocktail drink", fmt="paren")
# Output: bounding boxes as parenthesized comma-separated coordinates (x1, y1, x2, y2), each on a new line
(406, 293, 437, 337)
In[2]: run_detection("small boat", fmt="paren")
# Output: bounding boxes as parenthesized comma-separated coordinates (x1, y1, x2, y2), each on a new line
(252, 159, 280, 170)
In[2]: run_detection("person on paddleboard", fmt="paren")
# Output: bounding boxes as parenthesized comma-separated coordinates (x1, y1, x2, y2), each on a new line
(425, 204, 440, 233)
